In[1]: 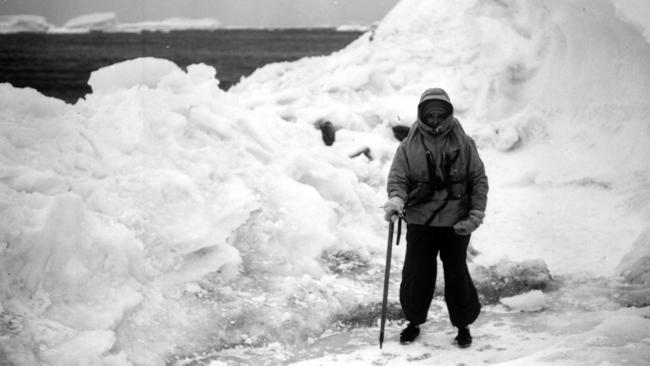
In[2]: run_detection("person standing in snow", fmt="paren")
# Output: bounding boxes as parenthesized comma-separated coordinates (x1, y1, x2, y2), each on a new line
(384, 88, 488, 348)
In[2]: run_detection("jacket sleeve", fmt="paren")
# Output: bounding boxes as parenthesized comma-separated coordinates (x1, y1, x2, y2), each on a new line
(387, 144, 410, 201)
(466, 137, 488, 213)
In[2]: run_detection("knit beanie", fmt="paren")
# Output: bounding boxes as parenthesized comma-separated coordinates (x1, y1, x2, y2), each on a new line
(420, 99, 451, 118)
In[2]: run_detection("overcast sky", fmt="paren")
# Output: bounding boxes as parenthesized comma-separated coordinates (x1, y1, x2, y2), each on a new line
(0, 0, 399, 27)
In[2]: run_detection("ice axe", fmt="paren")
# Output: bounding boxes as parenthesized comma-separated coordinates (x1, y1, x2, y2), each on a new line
(379, 212, 402, 349)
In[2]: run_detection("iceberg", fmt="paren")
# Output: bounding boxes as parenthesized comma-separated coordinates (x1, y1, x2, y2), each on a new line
(61, 12, 118, 32)
(0, 15, 52, 33)
(51, 13, 223, 33)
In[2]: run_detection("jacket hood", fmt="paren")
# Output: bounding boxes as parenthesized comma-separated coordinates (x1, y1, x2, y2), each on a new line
(417, 88, 455, 136)
(417, 88, 454, 119)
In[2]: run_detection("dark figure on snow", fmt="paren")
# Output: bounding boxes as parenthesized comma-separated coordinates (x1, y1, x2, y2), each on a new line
(392, 125, 411, 142)
(384, 88, 488, 348)
(316, 119, 336, 146)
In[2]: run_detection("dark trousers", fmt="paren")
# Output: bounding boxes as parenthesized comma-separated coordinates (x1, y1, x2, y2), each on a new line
(400, 224, 481, 327)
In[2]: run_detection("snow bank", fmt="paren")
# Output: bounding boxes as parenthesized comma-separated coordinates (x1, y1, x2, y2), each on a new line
(0, 15, 52, 33)
(234, 0, 650, 185)
(0, 57, 386, 364)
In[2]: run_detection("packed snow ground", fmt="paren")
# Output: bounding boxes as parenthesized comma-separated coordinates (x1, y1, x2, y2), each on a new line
(1, 0, 650, 365)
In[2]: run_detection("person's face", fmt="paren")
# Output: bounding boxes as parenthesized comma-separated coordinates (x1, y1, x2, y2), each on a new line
(423, 111, 446, 127)
(421, 101, 449, 128)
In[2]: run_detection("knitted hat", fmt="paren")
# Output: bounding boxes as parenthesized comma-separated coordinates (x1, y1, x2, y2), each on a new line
(420, 99, 451, 117)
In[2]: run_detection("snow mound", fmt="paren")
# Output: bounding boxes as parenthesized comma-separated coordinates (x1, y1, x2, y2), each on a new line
(472, 259, 553, 304)
(0, 57, 386, 365)
(500, 290, 546, 312)
(233, 0, 650, 186)
(87, 57, 183, 93)
(0, 15, 52, 33)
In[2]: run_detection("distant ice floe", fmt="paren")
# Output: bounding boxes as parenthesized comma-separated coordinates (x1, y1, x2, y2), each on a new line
(0, 14, 52, 33)
(336, 24, 372, 32)
(62, 11, 117, 32)
(0, 12, 223, 33)
(118, 18, 222, 32)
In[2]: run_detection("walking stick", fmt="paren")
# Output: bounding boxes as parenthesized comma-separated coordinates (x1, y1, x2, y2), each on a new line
(379, 215, 401, 349)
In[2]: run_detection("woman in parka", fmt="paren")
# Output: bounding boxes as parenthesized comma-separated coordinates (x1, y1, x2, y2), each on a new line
(384, 87, 488, 348)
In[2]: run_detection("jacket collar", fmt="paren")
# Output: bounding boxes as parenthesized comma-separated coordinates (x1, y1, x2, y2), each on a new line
(416, 114, 455, 137)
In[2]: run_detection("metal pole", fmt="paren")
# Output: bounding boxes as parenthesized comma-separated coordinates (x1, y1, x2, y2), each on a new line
(379, 217, 395, 349)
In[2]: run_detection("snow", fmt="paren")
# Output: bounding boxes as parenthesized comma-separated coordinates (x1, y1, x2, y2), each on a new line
(617, 226, 650, 285)
(87, 58, 184, 93)
(611, 0, 650, 44)
(500, 290, 546, 312)
(1, 0, 650, 365)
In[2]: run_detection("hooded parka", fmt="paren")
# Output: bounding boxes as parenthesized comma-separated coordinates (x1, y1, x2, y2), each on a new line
(387, 88, 488, 226)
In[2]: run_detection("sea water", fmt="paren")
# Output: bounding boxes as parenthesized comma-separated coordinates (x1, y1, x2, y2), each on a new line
(0, 29, 362, 103)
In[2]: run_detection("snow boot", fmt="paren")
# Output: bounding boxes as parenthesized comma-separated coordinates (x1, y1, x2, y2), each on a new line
(399, 323, 420, 344)
(455, 326, 472, 348)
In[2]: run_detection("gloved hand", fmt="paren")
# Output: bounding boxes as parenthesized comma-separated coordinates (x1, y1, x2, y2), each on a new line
(453, 210, 485, 236)
(383, 197, 404, 222)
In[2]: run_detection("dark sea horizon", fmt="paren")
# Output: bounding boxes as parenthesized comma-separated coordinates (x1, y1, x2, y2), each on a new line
(0, 29, 363, 104)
